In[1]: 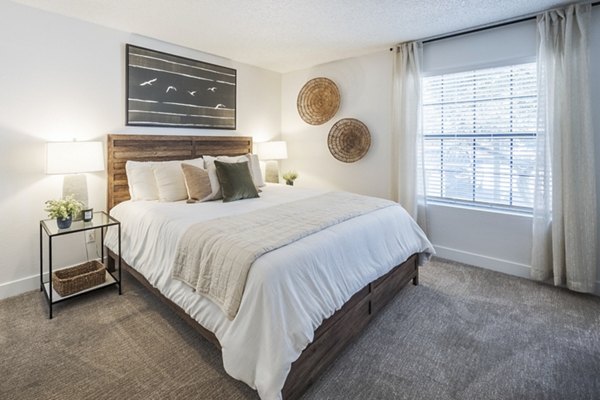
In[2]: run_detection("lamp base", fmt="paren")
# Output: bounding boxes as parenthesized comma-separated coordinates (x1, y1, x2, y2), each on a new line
(63, 174, 88, 219)
(264, 161, 280, 184)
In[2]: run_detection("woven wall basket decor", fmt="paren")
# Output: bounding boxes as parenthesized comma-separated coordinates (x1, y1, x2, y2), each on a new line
(297, 77, 340, 125)
(328, 118, 371, 163)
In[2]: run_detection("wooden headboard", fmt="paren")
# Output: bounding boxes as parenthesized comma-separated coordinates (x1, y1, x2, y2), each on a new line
(107, 134, 253, 210)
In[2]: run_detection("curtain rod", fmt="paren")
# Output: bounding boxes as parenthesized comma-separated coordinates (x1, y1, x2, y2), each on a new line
(420, 1, 600, 45)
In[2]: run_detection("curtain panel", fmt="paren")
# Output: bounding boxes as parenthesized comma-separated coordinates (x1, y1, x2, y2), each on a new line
(392, 41, 428, 230)
(531, 3, 598, 292)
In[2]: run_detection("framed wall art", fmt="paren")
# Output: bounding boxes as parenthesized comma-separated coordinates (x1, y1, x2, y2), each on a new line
(126, 44, 236, 129)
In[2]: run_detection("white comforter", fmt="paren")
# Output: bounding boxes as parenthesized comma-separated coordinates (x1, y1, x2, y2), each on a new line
(104, 185, 434, 400)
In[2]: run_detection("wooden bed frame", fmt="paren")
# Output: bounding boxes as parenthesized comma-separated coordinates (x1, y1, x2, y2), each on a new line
(105, 134, 419, 400)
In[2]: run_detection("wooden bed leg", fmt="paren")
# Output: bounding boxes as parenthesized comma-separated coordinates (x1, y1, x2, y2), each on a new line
(412, 269, 419, 286)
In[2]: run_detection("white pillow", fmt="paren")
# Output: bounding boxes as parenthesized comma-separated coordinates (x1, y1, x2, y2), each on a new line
(152, 158, 204, 202)
(204, 154, 264, 190)
(203, 154, 264, 201)
(125, 161, 159, 201)
(125, 158, 204, 201)
(202, 155, 223, 201)
(246, 153, 265, 187)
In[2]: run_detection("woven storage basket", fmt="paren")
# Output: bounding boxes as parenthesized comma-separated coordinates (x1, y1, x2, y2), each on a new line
(52, 260, 106, 296)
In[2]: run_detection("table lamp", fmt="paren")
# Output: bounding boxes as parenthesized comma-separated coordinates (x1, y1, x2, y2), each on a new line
(46, 141, 104, 209)
(256, 141, 287, 183)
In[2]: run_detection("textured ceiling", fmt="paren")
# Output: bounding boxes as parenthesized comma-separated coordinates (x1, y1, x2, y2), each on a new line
(11, 0, 572, 73)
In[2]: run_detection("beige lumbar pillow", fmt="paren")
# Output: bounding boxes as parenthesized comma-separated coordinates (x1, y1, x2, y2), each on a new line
(181, 163, 213, 202)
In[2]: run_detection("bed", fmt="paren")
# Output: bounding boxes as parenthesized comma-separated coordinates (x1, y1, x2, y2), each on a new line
(103, 134, 434, 400)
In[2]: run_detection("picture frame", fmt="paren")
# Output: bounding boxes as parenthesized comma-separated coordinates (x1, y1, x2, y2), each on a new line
(82, 208, 94, 222)
(126, 44, 237, 129)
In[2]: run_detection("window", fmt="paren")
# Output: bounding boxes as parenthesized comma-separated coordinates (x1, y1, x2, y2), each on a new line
(422, 63, 537, 212)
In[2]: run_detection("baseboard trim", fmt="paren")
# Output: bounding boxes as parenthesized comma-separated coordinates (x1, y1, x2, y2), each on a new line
(0, 273, 47, 300)
(433, 245, 531, 279)
(434, 245, 600, 296)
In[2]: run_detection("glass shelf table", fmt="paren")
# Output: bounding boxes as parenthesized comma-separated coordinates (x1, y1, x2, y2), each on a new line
(39, 211, 121, 318)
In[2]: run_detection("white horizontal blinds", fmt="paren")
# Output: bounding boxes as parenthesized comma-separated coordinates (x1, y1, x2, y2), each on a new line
(422, 63, 537, 211)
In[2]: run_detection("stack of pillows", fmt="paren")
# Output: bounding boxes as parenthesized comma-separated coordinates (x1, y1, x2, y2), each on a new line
(125, 154, 265, 203)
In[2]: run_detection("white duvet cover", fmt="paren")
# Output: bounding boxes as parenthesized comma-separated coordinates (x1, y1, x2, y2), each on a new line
(104, 185, 434, 400)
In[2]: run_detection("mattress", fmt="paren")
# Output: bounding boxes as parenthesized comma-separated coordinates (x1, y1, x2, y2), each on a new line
(104, 184, 434, 399)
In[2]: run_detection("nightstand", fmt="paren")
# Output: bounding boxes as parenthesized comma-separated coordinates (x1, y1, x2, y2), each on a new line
(39, 211, 122, 319)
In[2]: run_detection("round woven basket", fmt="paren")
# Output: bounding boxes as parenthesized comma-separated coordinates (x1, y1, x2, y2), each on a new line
(328, 118, 371, 163)
(297, 77, 340, 125)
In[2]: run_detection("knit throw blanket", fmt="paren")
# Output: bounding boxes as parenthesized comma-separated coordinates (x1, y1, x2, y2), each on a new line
(171, 191, 395, 319)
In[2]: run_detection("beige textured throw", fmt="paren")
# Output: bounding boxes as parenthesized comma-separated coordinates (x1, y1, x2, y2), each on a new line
(171, 191, 395, 319)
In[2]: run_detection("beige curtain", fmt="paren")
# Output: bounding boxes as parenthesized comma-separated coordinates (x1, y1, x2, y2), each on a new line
(531, 3, 597, 292)
(392, 41, 427, 229)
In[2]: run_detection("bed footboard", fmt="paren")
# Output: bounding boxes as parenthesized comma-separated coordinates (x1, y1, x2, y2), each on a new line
(282, 253, 418, 399)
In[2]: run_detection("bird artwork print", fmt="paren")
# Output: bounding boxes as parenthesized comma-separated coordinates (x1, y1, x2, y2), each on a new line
(140, 78, 157, 86)
(127, 45, 236, 129)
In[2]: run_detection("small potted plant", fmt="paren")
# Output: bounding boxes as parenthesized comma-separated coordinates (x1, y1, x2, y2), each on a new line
(282, 171, 298, 186)
(45, 195, 83, 229)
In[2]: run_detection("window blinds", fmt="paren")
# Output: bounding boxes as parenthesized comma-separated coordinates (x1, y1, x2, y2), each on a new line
(422, 63, 537, 212)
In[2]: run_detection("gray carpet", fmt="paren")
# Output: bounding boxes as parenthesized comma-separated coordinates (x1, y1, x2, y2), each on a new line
(1, 259, 599, 400)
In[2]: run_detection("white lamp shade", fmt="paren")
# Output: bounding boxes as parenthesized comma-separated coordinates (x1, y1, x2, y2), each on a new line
(46, 141, 104, 174)
(256, 141, 288, 160)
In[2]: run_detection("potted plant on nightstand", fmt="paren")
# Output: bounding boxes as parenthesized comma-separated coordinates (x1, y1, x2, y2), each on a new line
(282, 171, 298, 186)
(44, 195, 83, 229)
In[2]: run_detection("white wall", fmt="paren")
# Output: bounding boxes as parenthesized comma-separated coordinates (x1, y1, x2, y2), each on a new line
(0, 1, 281, 298)
(281, 15, 600, 293)
(281, 50, 394, 199)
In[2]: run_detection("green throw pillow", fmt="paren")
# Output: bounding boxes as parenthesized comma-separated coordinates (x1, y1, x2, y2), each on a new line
(214, 160, 260, 202)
